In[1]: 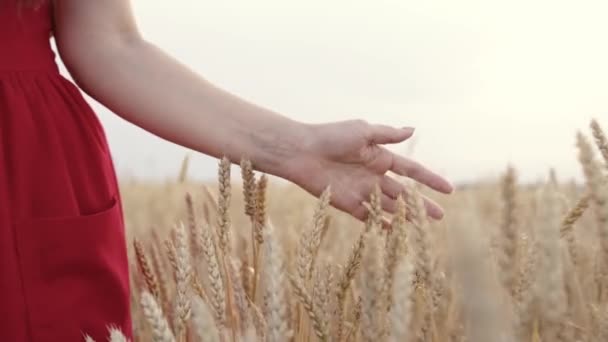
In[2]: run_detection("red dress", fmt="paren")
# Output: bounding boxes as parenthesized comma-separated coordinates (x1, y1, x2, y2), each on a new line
(0, 1, 132, 341)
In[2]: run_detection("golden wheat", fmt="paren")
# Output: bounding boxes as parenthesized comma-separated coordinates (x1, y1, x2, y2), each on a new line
(99, 119, 608, 342)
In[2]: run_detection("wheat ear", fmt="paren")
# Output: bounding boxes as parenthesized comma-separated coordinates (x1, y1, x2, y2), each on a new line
(141, 291, 176, 342)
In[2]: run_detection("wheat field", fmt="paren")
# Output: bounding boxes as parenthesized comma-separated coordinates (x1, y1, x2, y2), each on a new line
(94, 119, 607, 342)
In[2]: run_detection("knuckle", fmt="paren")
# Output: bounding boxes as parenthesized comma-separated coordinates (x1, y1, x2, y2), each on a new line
(349, 119, 370, 133)
(359, 145, 382, 165)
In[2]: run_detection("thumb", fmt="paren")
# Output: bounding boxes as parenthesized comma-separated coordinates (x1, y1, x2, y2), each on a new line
(369, 125, 415, 145)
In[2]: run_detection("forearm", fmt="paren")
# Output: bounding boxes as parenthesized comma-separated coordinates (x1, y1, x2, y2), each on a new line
(61, 38, 308, 176)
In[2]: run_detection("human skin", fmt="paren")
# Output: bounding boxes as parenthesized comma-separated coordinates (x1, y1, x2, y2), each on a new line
(52, 0, 453, 222)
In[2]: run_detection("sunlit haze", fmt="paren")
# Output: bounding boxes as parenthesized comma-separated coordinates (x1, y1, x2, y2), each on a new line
(55, 0, 608, 184)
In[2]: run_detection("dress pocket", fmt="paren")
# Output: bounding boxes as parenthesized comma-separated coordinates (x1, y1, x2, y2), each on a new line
(14, 198, 132, 341)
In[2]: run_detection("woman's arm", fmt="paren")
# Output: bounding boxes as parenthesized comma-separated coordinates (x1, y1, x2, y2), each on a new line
(53, 0, 306, 178)
(53, 0, 453, 221)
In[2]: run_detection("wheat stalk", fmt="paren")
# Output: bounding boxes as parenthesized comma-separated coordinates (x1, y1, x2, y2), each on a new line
(405, 183, 432, 289)
(108, 325, 129, 342)
(83, 334, 96, 342)
(141, 291, 176, 342)
(134, 238, 161, 301)
(577, 132, 608, 302)
(192, 297, 221, 342)
(359, 229, 387, 342)
(498, 166, 520, 298)
(178, 154, 190, 184)
(264, 224, 291, 342)
(290, 274, 328, 341)
(241, 158, 257, 218)
(217, 157, 232, 255)
(535, 184, 567, 341)
(388, 255, 414, 342)
(386, 195, 408, 308)
(254, 174, 268, 245)
(173, 223, 192, 338)
(197, 223, 226, 326)
(296, 186, 331, 284)
(335, 233, 364, 341)
(591, 119, 608, 167)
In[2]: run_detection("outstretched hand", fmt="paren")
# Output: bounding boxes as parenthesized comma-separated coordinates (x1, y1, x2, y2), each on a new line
(282, 120, 453, 221)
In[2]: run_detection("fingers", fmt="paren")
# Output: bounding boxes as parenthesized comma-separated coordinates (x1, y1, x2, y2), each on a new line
(381, 193, 398, 213)
(422, 196, 444, 220)
(353, 187, 444, 225)
(388, 152, 453, 194)
(381, 193, 446, 223)
(352, 203, 370, 221)
(365, 123, 453, 194)
(381, 175, 445, 220)
(369, 125, 415, 145)
(380, 176, 404, 199)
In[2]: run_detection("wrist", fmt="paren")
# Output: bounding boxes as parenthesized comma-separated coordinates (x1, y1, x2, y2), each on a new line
(248, 119, 316, 180)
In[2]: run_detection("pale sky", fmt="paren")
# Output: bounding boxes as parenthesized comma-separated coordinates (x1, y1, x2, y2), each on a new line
(56, 0, 608, 184)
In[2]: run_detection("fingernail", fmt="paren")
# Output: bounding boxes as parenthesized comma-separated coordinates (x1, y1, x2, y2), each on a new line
(402, 126, 415, 134)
